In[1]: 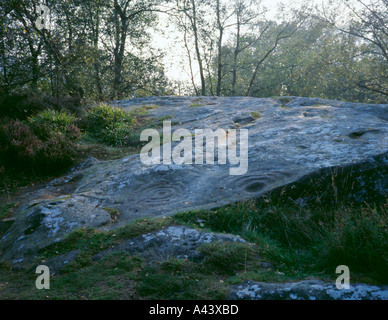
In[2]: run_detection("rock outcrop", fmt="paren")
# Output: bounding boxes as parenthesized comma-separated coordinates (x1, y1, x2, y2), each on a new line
(1, 96, 387, 268)
(228, 280, 388, 300)
(92, 225, 246, 263)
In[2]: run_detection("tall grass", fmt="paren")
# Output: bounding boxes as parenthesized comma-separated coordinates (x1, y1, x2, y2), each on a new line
(174, 193, 388, 283)
(28, 109, 80, 141)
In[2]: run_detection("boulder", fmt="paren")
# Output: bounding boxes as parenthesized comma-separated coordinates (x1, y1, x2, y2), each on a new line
(228, 280, 388, 300)
(92, 225, 245, 263)
(0, 96, 387, 266)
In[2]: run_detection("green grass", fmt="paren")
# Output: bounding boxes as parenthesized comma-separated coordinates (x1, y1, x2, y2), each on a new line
(189, 103, 205, 108)
(36, 217, 176, 261)
(0, 216, 224, 300)
(28, 109, 79, 140)
(250, 112, 261, 120)
(198, 242, 261, 275)
(0, 212, 304, 300)
(174, 196, 388, 284)
(158, 116, 173, 121)
(137, 259, 229, 300)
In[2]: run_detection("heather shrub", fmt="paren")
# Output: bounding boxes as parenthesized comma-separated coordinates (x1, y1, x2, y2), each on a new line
(0, 117, 79, 175)
(64, 124, 82, 142)
(0, 119, 41, 168)
(36, 132, 78, 174)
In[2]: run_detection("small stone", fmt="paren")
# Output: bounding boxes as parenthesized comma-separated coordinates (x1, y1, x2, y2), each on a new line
(260, 262, 274, 270)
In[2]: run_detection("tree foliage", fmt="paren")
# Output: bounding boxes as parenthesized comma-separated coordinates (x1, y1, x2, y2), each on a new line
(0, 0, 172, 101)
(198, 0, 387, 102)
(0, 0, 386, 104)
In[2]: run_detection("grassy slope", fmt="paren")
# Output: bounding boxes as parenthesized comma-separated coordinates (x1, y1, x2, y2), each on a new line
(0, 195, 386, 300)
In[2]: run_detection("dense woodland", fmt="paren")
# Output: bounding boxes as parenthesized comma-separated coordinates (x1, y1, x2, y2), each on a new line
(0, 0, 387, 105)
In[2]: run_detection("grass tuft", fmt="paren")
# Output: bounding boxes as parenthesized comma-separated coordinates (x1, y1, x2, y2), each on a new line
(250, 112, 261, 120)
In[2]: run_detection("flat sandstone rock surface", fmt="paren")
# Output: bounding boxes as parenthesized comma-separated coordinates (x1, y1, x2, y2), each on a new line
(1, 96, 387, 269)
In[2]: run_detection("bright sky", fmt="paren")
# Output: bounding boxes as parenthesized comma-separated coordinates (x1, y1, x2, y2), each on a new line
(150, 0, 311, 85)
(149, 0, 372, 86)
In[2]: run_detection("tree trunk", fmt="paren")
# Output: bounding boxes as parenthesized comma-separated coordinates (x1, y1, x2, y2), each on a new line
(231, 14, 241, 96)
(112, 1, 128, 99)
(93, 9, 103, 100)
(216, 0, 223, 96)
(183, 22, 199, 96)
(190, 0, 206, 96)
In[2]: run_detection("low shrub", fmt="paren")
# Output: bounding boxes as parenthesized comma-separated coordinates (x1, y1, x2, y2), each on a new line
(83, 104, 136, 146)
(64, 124, 82, 142)
(36, 132, 78, 174)
(102, 122, 132, 147)
(0, 119, 41, 168)
(0, 117, 79, 175)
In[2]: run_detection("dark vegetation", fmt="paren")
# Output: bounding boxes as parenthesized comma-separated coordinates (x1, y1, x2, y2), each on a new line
(0, 101, 166, 188)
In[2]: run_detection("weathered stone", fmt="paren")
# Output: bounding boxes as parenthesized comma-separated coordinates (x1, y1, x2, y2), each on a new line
(228, 280, 388, 300)
(232, 113, 256, 124)
(0, 219, 14, 235)
(93, 225, 245, 262)
(1, 195, 111, 264)
(259, 262, 274, 270)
